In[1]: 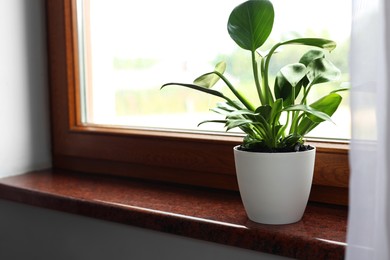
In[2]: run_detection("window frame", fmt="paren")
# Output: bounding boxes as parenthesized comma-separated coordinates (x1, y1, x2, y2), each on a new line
(46, 0, 349, 206)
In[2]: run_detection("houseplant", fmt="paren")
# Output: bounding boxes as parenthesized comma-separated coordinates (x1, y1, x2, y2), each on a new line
(161, 0, 346, 224)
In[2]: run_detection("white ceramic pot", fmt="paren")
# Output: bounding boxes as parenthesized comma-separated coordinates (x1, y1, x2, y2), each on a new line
(233, 145, 316, 225)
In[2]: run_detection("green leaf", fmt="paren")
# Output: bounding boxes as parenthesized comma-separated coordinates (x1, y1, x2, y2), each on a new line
(227, 0, 274, 51)
(193, 61, 226, 88)
(331, 87, 350, 93)
(283, 104, 333, 123)
(193, 66, 255, 111)
(210, 107, 233, 116)
(161, 82, 234, 106)
(280, 63, 307, 87)
(297, 93, 342, 135)
(212, 102, 249, 120)
(297, 50, 325, 89)
(226, 118, 254, 131)
(216, 101, 244, 112)
(255, 105, 272, 122)
(227, 109, 259, 117)
(198, 120, 227, 127)
(270, 98, 283, 123)
(296, 117, 315, 136)
(307, 58, 341, 85)
(299, 50, 325, 66)
(211, 107, 258, 118)
(280, 134, 303, 148)
(280, 38, 337, 52)
(274, 64, 306, 105)
(273, 124, 284, 137)
(306, 93, 342, 123)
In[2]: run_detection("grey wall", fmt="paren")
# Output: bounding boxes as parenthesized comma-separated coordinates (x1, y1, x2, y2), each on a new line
(0, 199, 292, 260)
(0, 1, 291, 259)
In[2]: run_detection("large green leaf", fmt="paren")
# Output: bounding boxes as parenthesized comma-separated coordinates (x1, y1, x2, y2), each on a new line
(307, 58, 341, 85)
(280, 38, 336, 52)
(306, 93, 342, 123)
(297, 93, 342, 135)
(299, 50, 325, 66)
(297, 50, 325, 89)
(227, 0, 274, 51)
(274, 64, 306, 105)
(280, 63, 307, 87)
(193, 62, 226, 88)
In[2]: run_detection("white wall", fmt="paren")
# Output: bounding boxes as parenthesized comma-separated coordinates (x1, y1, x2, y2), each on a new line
(0, 0, 51, 177)
(0, 1, 291, 259)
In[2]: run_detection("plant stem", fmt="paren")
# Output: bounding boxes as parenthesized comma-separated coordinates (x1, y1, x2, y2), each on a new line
(263, 43, 282, 105)
(278, 111, 290, 139)
(290, 112, 304, 135)
(251, 51, 265, 105)
(289, 112, 295, 134)
(300, 82, 314, 105)
(216, 72, 255, 111)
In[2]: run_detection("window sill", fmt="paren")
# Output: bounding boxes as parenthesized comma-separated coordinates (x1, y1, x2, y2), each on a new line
(0, 169, 347, 259)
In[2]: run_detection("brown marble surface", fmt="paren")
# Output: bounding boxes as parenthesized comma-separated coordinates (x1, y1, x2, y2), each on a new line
(0, 169, 347, 259)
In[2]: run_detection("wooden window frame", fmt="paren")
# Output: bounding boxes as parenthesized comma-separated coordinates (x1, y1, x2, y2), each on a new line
(45, 0, 349, 206)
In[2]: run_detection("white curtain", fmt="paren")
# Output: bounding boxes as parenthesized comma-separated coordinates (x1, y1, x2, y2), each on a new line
(347, 0, 390, 259)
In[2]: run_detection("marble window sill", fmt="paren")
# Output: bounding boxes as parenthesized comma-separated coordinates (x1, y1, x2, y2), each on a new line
(0, 169, 347, 259)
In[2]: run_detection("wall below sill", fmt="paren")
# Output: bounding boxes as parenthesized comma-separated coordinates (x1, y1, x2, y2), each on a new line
(0, 169, 347, 260)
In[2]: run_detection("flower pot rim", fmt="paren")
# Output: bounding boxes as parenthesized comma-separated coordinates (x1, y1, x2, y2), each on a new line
(233, 145, 316, 155)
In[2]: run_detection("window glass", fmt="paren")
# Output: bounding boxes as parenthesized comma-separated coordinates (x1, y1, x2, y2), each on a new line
(76, 0, 351, 139)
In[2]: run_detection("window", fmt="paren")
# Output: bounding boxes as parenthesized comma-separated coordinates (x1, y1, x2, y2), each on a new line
(76, 0, 351, 140)
(46, 0, 349, 206)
